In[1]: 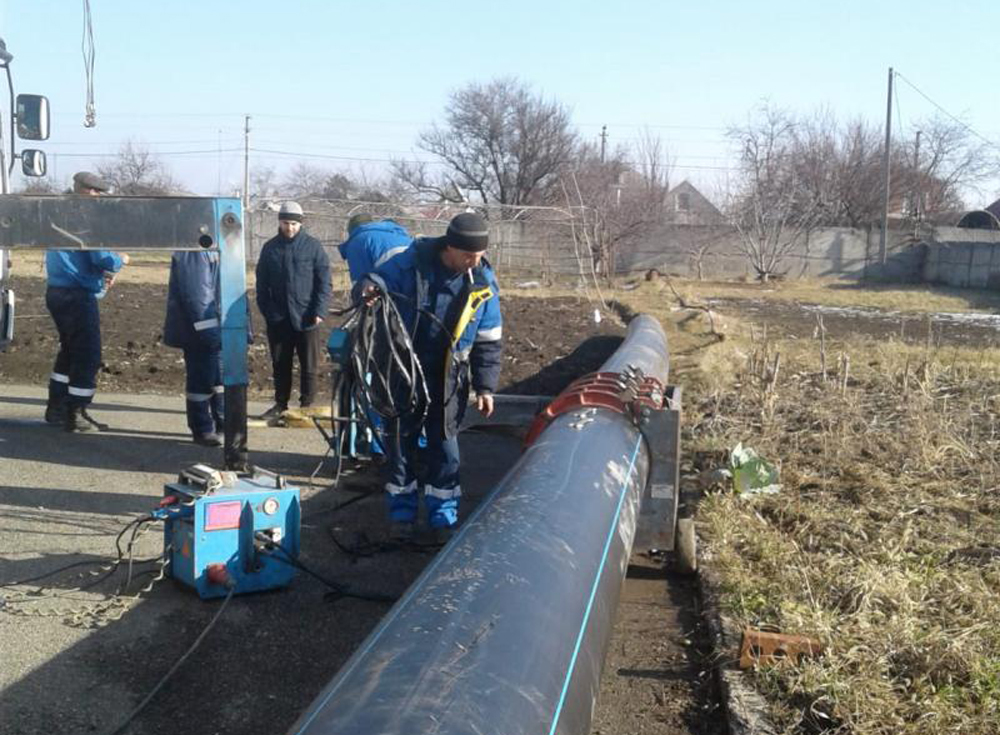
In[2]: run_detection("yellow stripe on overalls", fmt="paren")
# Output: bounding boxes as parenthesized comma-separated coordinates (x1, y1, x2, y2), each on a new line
(444, 284, 494, 390)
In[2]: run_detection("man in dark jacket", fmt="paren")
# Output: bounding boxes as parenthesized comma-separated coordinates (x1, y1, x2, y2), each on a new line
(357, 212, 503, 543)
(44, 171, 130, 432)
(163, 250, 224, 446)
(255, 201, 332, 418)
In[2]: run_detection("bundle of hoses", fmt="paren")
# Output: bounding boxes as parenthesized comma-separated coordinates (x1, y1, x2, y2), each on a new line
(331, 284, 431, 454)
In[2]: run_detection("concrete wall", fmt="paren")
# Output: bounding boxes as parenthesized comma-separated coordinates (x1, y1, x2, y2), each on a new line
(246, 202, 1000, 289)
(613, 225, 925, 282)
(922, 227, 1000, 288)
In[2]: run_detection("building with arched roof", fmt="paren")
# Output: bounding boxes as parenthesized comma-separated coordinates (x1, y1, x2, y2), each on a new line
(957, 198, 1000, 230)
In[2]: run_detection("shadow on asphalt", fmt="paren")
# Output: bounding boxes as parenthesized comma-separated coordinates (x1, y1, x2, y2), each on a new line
(0, 431, 522, 735)
(0, 415, 323, 476)
(0, 395, 185, 417)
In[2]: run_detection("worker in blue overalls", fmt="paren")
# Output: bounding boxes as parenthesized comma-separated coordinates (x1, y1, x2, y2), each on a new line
(44, 171, 129, 432)
(338, 213, 412, 284)
(163, 250, 224, 446)
(337, 212, 412, 458)
(358, 212, 503, 543)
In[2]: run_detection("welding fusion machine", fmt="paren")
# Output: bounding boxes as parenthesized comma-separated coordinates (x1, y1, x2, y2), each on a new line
(156, 465, 301, 599)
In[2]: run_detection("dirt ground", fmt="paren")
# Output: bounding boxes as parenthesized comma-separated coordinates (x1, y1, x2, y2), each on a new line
(0, 272, 627, 400)
(0, 269, 724, 735)
(705, 295, 1000, 348)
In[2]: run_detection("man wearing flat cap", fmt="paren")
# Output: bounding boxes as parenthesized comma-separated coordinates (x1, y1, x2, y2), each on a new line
(255, 201, 332, 419)
(355, 211, 503, 544)
(43, 171, 130, 432)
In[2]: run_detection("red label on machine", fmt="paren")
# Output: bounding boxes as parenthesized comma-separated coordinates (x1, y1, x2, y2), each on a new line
(204, 500, 242, 531)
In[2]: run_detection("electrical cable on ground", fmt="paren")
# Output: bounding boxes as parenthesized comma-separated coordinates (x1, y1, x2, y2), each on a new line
(260, 540, 397, 605)
(104, 586, 236, 735)
(1, 515, 153, 590)
(0, 514, 169, 626)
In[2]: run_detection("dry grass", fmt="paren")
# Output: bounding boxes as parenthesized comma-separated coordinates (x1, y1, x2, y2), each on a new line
(659, 276, 1000, 315)
(680, 324, 1000, 733)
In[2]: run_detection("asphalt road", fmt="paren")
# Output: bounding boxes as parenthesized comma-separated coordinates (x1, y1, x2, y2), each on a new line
(0, 385, 720, 735)
(0, 385, 528, 735)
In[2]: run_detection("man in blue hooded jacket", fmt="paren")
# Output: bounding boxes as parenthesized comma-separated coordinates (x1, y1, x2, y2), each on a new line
(338, 214, 411, 284)
(255, 201, 332, 418)
(163, 250, 224, 446)
(358, 212, 503, 542)
(337, 213, 412, 458)
(44, 171, 130, 432)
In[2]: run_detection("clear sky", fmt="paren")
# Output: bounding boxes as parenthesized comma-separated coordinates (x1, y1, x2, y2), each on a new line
(1, 0, 998, 204)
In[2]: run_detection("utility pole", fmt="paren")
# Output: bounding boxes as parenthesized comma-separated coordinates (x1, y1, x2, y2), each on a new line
(913, 129, 922, 223)
(217, 128, 222, 196)
(600, 125, 607, 164)
(879, 67, 893, 263)
(243, 115, 251, 212)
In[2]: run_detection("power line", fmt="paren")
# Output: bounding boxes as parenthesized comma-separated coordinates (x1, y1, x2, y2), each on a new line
(43, 138, 232, 147)
(579, 121, 727, 132)
(250, 138, 731, 162)
(893, 76, 905, 142)
(50, 147, 243, 158)
(52, 110, 732, 134)
(248, 146, 739, 172)
(894, 70, 1000, 154)
(250, 147, 441, 165)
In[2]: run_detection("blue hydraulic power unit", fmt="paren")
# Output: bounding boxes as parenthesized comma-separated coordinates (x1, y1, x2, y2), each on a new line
(158, 464, 301, 599)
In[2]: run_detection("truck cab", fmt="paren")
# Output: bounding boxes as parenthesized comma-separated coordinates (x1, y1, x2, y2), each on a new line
(0, 35, 50, 351)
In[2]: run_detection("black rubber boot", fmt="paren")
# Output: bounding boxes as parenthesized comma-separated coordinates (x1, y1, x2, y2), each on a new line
(64, 404, 95, 433)
(44, 399, 67, 425)
(80, 408, 109, 431)
(259, 403, 288, 421)
(193, 432, 223, 447)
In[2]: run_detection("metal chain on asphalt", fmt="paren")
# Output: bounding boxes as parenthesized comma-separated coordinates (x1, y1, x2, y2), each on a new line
(1, 529, 171, 628)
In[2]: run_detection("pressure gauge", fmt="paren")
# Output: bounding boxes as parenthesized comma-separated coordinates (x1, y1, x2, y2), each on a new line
(262, 496, 280, 515)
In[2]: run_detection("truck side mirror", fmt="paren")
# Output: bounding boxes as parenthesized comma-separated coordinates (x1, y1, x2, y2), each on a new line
(16, 94, 49, 140)
(21, 149, 46, 177)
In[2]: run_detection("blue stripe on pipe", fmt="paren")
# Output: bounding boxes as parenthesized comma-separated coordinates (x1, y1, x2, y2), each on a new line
(548, 434, 643, 735)
(289, 465, 517, 734)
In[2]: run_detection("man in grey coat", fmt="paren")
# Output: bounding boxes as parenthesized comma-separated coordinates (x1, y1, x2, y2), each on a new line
(254, 201, 332, 419)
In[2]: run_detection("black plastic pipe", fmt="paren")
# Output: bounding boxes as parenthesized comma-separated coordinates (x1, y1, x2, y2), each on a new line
(288, 315, 670, 735)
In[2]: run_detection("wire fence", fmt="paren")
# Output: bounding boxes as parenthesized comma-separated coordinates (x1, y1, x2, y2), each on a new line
(248, 197, 957, 284)
(249, 197, 596, 284)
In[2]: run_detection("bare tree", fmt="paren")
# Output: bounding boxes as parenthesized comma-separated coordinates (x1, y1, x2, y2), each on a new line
(390, 160, 465, 204)
(281, 162, 334, 199)
(250, 165, 280, 203)
(905, 115, 998, 220)
(17, 178, 63, 194)
(726, 104, 824, 281)
(565, 134, 672, 278)
(831, 118, 884, 228)
(770, 111, 998, 229)
(680, 227, 721, 281)
(634, 127, 672, 196)
(354, 166, 411, 203)
(97, 140, 182, 195)
(395, 77, 577, 209)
